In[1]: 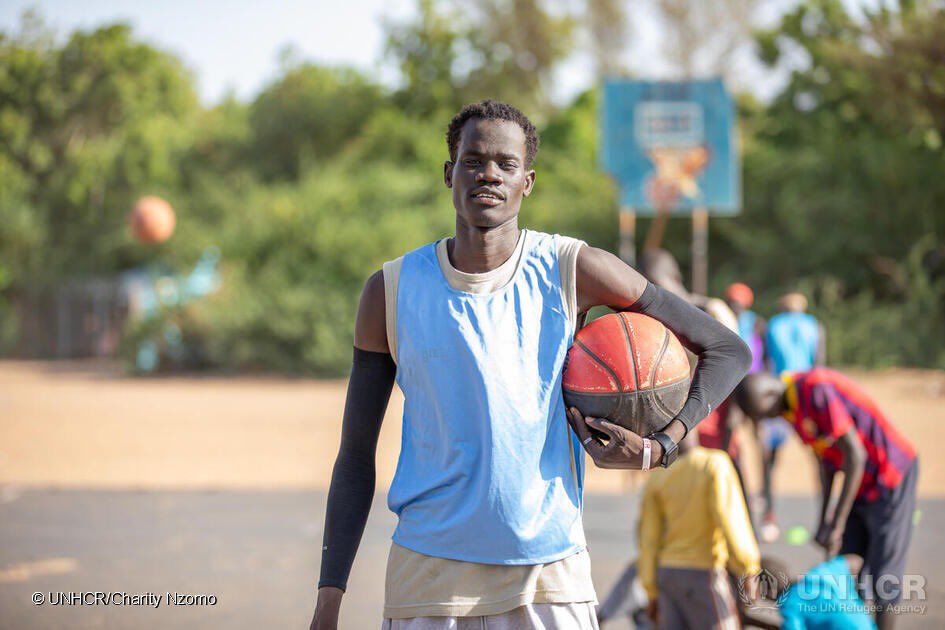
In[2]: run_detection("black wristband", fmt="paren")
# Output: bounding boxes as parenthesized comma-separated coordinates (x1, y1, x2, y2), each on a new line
(649, 431, 678, 468)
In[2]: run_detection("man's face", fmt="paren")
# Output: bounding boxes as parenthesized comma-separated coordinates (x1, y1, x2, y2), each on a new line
(754, 391, 782, 420)
(746, 387, 784, 422)
(737, 374, 788, 423)
(444, 118, 535, 229)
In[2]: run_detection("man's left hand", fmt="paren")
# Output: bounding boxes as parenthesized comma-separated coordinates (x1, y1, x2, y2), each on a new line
(566, 407, 662, 470)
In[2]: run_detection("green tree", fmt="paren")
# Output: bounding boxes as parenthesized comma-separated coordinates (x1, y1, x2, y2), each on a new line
(384, 0, 576, 118)
(586, 0, 630, 77)
(0, 14, 198, 286)
(248, 63, 382, 181)
(384, 0, 462, 117)
(713, 0, 945, 367)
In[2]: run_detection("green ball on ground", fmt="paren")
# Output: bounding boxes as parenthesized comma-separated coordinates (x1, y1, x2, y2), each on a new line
(785, 526, 810, 546)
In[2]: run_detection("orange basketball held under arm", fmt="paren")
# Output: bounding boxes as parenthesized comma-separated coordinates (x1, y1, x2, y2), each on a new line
(562, 312, 691, 437)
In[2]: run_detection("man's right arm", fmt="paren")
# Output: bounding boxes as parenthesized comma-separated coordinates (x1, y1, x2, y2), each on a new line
(311, 270, 395, 630)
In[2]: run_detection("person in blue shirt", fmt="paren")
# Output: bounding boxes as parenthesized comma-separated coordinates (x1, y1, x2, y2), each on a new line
(758, 292, 827, 542)
(766, 292, 825, 375)
(774, 555, 876, 629)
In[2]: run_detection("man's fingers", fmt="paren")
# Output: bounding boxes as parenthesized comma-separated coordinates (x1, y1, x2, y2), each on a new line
(567, 407, 596, 445)
(567, 407, 592, 441)
(567, 407, 605, 456)
(585, 416, 621, 441)
(585, 417, 631, 459)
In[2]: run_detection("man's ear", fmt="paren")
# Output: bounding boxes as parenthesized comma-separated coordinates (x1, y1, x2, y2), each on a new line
(444, 161, 453, 188)
(522, 168, 536, 197)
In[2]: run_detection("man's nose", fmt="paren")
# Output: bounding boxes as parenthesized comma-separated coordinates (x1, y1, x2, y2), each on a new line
(476, 161, 502, 183)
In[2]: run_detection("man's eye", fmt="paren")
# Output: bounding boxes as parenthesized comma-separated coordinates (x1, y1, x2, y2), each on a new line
(464, 159, 480, 166)
(501, 162, 517, 170)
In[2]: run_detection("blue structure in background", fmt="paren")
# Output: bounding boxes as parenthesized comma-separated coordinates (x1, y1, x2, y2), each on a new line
(121, 247, 221, 372)
(601, 78, 740, 215)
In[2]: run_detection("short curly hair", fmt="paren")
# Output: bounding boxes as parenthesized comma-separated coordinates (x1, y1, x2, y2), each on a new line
(446, 100, 539, 168)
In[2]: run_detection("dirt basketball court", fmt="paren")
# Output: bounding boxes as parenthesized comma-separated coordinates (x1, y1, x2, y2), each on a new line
(1, 361, 943, 629)
(1, 360, 943, 496)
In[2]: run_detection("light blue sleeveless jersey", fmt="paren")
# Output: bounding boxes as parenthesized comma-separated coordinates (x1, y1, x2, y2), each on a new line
(388, 230, 586, 564)
(766, 311, 820, 374)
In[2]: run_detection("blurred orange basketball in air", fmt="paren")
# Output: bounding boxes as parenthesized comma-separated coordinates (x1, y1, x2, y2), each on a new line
(130, 196, 176, 244)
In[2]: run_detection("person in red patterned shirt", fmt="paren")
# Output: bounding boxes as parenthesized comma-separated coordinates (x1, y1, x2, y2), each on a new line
(736, 368, 918, 630)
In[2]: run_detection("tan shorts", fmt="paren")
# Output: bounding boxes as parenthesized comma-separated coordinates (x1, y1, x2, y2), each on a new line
(381, 602, 599, 629)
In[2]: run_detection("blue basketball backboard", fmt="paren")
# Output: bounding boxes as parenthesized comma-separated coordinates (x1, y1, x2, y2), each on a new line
(601, 79, 741, 215)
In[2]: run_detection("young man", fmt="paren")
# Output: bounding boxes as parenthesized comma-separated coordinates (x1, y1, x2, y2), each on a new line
(736, 369, 918, 630)
(724, 282, 765, 375)
(723, 283, 767, 512)
(310, 100, 751, 630)
(766, 292, 825, 375)
(637, 432, 761, 629)
(757, 291, 825, 541)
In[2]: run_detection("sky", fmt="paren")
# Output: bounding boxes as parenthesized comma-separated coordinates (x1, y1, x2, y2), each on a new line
(0, 0, 807, 106)
(0, 0, 417, 104)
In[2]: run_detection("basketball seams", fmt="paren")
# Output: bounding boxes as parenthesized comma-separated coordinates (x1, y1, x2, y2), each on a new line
(566, 379, 690, 398)
(566, 380, 690, 428)
(652, 329, 683, 420)
(651, 329, 671, 386)
(618, 313, 640, 392)
(562, 312, 691, 433)
(652, 388, 679, 421)
(573, 339, 623, 391)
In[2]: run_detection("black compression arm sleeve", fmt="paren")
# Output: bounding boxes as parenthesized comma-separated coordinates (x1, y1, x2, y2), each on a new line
(626, 283, 752, 434)
(318, 347, 396, 591)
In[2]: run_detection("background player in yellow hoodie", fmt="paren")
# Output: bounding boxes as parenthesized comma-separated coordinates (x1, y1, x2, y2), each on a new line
(638, 431, 761, 629)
